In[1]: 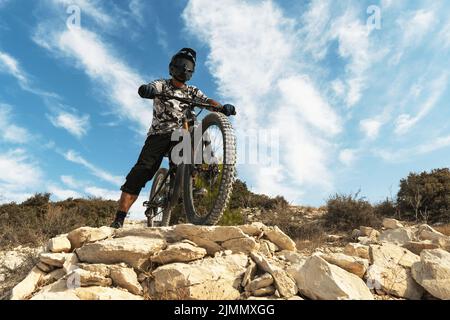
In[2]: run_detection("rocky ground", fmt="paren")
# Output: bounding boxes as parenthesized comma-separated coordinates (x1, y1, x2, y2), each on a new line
(1, 217, 450, 300)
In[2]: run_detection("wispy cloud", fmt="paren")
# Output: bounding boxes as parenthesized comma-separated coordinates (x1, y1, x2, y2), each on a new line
(395, 73, 448, 135)
(48, 110, 90, 138)
(0, 51, 27, 83)
(183, 0, 342, 202)
(0, 103, 30, 144)
(33, 24, 153, 133)
(375, 134, 450, 162)
(0, 149, 44, 204)
(63, 150, 122, 186)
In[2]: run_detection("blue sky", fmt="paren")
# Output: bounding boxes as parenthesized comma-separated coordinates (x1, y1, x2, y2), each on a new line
(0, 0, 449, 219)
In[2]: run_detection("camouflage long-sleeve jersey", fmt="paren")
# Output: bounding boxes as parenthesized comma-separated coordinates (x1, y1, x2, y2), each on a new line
(146, 79, 211, 136)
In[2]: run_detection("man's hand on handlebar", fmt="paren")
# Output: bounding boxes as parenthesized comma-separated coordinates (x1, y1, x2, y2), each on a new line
(220, 104, 236, 116)
(138, 84, 157, 99)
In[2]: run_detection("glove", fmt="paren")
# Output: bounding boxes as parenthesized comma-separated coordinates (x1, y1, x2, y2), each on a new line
(138, 84, 157, 99)
(221, 104, 236, 116)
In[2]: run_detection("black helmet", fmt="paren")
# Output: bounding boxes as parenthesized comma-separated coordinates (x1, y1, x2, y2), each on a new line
(169, 48, 197, 83)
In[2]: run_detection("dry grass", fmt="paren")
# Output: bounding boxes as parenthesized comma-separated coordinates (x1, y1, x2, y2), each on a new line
(434, 223, 450, 236)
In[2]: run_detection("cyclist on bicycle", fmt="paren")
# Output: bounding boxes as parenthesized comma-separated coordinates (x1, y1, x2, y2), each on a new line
(110, 48, 236, 228)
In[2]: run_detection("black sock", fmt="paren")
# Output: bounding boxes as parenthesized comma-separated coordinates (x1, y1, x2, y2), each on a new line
(114, 211, 127, 221)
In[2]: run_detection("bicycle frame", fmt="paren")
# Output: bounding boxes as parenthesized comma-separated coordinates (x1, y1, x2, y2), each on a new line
(143, 93, 214, 220)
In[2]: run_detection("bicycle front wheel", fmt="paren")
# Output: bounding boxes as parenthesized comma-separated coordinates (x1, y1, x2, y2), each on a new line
(183, 112, 236, 225)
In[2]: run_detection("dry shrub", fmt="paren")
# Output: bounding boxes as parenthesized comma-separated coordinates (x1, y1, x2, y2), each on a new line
(0, 194, 117, 249)
(324, 192, 382, 232)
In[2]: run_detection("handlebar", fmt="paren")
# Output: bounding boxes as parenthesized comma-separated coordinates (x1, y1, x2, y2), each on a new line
(153, 93, 214, 109)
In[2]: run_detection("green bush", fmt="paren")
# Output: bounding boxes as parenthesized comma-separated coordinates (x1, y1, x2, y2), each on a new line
(324, 192, 381, 232)
(228, 179, 289, 210)
(397, 168, 450, 223)
(374, 198, 398, 217)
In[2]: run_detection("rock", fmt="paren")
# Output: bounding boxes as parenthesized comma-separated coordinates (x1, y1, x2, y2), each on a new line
(36, 262, 55, 273)
(76, 236, 166, 269)
(39, 252, 68, 267)
(403, 241, 440, 255)
(186, 236, 223, 255)
(250, 252, 297, 298)
(369, 243, 419, 268)
(379, 228, 414, 245)
(321, 253, 369, 278)
(365, 263, 423, 300)
(358, 236, 377, 245)
(276, 250, 305, 265)
(326, 235, 344, 242)
(1, 251, 28, 271)
(262, 226, 296, 251)
(383, 218, 404, 230)
(68, 226, 115, 249)
(42, 268, 66, 286)
(360, 226, 379, 239)
(241, 259, 257, 287)
(368, 244, 423, 299)
(288, 255, 373, 300)
(253, 286, 276, 297)
(151, 242, 207, 264)
(74, 286, 144, 300)
(238, 223, 265, 236)
(344, 243, 370, 259)
(417, 224, 445, 241)
(10, 267, 46, 300)
(411, 249, 450, 300)
(152, 253, 248, 300)
(67, 268, 112, 287)
(63, 253, 79, 274)
(173, 224, 247, 242)
(110, 266, 143, 295)
(114, 227, 178, 242)
(78, 263, 111, 277)
(245, 273, 274, 292)
(47, 236, 72, 253)
(351, 229, 362, 239)
(31, 291, 80, 300)
(222, 237, 260, 254)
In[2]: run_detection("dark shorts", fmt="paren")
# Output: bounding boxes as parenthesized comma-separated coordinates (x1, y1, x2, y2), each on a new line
(120, 133, 175, 196)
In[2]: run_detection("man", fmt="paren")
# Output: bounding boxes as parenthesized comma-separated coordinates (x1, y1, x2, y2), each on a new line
(110, 48, 236, 228)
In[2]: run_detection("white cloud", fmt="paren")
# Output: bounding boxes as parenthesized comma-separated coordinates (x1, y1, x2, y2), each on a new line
(0, 50, 59, 98)
(33, 25, 153, 133)
(376, 134, 450, 162)
(0, 149, 42, 187)
(360, 118, 382, 140)
(48, 110, 90, 138)
(278, 76, 342, 136)
(182, 0, 342, 202)
(395, 73, 448, 135)
(330, 11, 373, 107)
(60, 175, 82, 188)
(0, 51, 28, 84)
(47, 184, 83, 200)
(0, 104, 29, 144)
(64, 150, 123, 186)
(0, 149, 44, 204)
(339, 149, 357, 166)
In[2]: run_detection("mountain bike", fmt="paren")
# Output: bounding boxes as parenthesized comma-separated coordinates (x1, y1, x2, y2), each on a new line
(143, 93, 236, 227)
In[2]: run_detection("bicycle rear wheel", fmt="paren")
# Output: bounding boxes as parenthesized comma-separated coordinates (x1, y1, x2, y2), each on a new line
(146, 168, 171, 227)
(183, 112, 236, 225)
